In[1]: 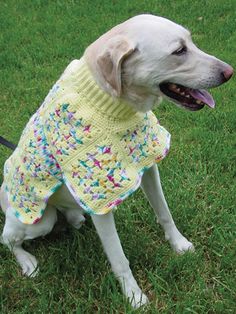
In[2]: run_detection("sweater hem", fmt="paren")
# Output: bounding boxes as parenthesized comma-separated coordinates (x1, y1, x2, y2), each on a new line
(63, 161, 158, 216)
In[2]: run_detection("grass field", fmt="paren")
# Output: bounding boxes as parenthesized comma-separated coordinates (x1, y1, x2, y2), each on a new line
(0, 0, 235, 313)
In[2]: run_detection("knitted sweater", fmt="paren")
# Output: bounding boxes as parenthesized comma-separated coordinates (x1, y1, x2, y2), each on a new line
(3, 58, 171, 224)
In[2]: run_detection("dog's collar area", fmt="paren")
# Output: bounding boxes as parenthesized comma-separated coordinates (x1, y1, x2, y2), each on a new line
(71, 58, 137, 120)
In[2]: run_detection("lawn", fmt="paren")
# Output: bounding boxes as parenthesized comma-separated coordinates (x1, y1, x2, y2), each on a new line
(0, 0, 235, 313)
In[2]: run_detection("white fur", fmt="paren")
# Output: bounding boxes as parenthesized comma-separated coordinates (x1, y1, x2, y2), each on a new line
(0, 14, 233, 309)
(85, 14, 232, 112)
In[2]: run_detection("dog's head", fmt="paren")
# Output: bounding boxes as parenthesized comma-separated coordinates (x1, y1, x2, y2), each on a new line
(85, 14, 233, 112)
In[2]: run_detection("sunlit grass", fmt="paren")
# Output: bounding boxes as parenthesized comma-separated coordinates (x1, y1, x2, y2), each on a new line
(0, 0, 235, 313)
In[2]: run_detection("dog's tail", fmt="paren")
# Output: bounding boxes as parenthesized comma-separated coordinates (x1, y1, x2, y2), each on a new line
(0, 136, 17, 151)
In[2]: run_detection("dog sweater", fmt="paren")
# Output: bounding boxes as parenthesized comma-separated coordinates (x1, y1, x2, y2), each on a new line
(3, 58, 171, 224)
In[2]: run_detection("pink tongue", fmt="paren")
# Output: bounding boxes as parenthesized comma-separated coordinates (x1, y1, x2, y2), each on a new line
(189, 89, 215, 108)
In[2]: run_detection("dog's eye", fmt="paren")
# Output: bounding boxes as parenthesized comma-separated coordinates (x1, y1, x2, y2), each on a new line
(172, 46, 187, 56)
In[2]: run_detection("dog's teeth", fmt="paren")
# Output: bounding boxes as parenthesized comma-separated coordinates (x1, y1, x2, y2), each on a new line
(196, 100, 202, 104)
(180, 92, 185, 96)
(186, 95, 190, 98)
(176, 88, 180, 93)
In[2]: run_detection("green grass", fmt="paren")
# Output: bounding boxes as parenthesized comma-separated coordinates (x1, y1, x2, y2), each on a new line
(0, 0, 235, 313)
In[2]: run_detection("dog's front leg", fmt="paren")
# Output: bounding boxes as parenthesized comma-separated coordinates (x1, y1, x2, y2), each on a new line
(91, 211, 148, 308)
(141, 164, 194, 253)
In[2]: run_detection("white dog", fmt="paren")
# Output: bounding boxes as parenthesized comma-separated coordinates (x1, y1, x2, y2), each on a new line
(0, 14, 233, 308)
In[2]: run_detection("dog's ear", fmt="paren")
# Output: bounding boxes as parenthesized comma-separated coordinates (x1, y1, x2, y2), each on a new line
(97, 36, 136, 97)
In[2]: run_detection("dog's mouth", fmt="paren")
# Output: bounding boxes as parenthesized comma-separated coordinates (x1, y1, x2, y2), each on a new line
(159, 82, 215, 111)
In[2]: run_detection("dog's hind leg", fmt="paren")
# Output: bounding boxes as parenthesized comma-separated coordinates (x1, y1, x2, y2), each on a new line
(141, 164, 194, 253)
(57, 206, 85, 229)
(1, 199, 57, 277)
(92, 211, 149, 309)
(49, 185, 86, 230)
(1, 222, 38, 277)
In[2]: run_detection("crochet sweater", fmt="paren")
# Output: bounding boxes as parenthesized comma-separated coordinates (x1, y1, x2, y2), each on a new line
(3, 58, 171, 224)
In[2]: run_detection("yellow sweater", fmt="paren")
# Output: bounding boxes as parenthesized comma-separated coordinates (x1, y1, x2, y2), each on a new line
(3, 58, 171, 224)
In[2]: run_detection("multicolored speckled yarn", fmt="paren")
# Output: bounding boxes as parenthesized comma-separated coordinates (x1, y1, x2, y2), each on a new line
(3, 58, 171, 224)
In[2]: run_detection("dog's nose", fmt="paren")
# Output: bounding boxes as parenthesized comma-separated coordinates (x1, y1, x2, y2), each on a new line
(222, 66, 234, 82)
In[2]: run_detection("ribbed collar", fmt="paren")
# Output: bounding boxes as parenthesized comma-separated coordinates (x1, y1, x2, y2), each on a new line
(73, 58, 137, 120)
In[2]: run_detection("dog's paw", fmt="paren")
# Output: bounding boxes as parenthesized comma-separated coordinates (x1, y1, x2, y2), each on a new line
(16, 250, 39, 277)
(128, 289, 149, 309)
(70, 215, 86, 230)
(66, 213, 86, 230)
(121, 275, 149, 309)
(165, 228, 195, 254)
(170, 237, 195, 254)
